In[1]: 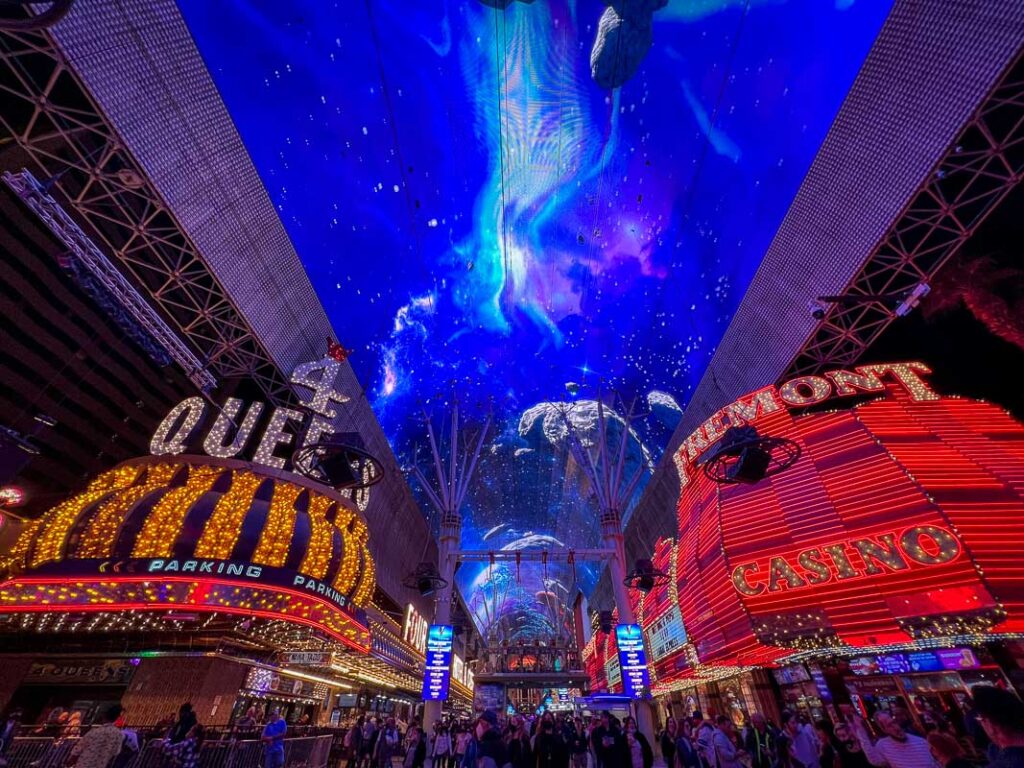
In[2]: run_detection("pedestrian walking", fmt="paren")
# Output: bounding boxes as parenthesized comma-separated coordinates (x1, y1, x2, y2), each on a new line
(404, 727, 426, 768)
(0, 709, 22, 767)
(261, 709, 288, 768)
(163, 724, 204, 768)
(711, 716, 745, 768)
(849, 712, 937, 768)
(374, 718, 400, 768)
(661, 718, 679, 768)
(65, 705, 126, 768)
(970, 686, 1024, 768)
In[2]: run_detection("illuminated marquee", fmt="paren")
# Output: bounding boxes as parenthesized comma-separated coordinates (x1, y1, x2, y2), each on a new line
(663, 360, 1024, 681)
(673, 362, 938, 487)
(0, 456, 377, 649)
(0, 575, 370, 650)
(404, 604, 429, 653)
(731, 525, 962, 596)
(150, 357, 351, 474)
(143, 558, 351, 609)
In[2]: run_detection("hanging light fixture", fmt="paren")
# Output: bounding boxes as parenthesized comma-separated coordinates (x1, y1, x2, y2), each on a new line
(698, 425, 801, 485)
(292, 432, 383, 490)
(402, 562, 449, 597)
(623, 558, 670, 593)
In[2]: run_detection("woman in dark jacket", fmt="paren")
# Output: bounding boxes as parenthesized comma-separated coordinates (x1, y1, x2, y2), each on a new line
(535, 719, 570, 768)
(567, 719, 589, 768)
(661, 718, 679, 768)
(676, 720, 701, 768)
(505, 717, 533, 768)
(624, 717, 654, 768)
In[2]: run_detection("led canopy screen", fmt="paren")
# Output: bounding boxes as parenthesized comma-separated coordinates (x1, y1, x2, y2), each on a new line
(179, 0, 893, 636)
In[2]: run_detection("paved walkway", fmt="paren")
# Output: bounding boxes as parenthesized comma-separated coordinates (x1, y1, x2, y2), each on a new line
(424, 756, 670, 768)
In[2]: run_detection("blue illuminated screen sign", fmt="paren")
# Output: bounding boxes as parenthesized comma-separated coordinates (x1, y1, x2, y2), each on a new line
(422, 624, 454, 701)
(615, 623, 650, 699)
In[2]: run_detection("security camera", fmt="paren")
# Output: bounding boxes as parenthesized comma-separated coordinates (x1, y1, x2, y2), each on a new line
(807, 300, 827, 321)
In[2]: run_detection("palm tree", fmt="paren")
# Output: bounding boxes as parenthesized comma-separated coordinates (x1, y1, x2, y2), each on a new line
(925, 254, 1024, 350)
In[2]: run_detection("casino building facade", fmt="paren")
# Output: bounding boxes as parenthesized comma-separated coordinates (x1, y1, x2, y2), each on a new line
(585, 362, 1024, 728)
(0, 449, 474, 725)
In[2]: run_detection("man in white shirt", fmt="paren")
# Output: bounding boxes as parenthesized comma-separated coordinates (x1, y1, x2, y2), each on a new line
(852, 712, 938, 768)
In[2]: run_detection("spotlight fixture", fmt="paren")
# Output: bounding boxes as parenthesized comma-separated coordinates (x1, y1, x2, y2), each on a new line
(698, 425, 801, 485)
(624, 558, 670, 593)
(402, 562, 448, 597)
(114, 168, 146, 190)
(807, 300, 827, 320)
(292, 432, 384, 490)
(0, 425, 40, 455)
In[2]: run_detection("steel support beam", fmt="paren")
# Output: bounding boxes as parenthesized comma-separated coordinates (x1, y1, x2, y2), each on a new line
(454, 549, 617, 563)
(786, 51, 1024, 376)
(3, 169, 216, 391)
(0, 18, 293, 401)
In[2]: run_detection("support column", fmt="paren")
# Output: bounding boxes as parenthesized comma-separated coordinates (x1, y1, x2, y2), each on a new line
(602, 511, 656, 746)
(423, 511, 460, 728)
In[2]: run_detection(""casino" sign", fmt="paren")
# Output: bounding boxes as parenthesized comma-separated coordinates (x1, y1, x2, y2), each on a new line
(731, 525, 962, 596)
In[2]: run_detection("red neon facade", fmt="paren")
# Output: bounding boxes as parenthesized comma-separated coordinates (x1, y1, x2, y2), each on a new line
(584, 363, 1024, 692)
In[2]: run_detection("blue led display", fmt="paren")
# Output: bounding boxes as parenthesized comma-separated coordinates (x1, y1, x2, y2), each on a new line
(178, 0, 892, 637)
(615, 623, 650, 699)
(422, 624, 454, 701)
(907, 651, 943, 673)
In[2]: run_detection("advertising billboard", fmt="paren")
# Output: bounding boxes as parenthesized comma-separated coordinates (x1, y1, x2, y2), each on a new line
(422, 624, 454, 701)
(615, 623, 650, 699)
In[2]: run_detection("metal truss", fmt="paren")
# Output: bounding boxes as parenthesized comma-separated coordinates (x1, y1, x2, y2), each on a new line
(0, 24, 294, 403)
(454, 549, 616, 563)
(3, 168, 216, 391)
(786, 50, 1024, 376)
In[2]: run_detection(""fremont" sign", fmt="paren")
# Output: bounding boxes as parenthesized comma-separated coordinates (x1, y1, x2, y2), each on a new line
(674, 362, 939, 487)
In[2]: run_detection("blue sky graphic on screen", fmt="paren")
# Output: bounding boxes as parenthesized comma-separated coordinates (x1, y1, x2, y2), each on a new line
(178, 0, 892, 637)
(615, 623, 650, 699)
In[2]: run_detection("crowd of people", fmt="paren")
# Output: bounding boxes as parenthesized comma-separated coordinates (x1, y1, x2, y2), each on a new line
(1, 685, 1021, 768)
(0, 700, 292, 768)
(337, 685, 1023, 768)
(341, 710, 619, 768)
(651, 685, 1023, 768)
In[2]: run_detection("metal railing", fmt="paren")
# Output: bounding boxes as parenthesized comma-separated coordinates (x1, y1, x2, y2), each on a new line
(1, 735, 334, 768)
